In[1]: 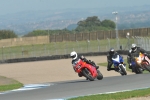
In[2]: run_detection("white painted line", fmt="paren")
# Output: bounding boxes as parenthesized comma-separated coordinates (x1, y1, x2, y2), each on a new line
(0, 83, 53, 94)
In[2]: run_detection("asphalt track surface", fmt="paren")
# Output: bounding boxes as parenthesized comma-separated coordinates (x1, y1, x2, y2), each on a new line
(1, 73, 150, 100)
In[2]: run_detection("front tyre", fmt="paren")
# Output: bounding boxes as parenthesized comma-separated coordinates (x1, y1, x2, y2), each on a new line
(143, 64, 150, 72)
(82, 68, 94, 81)
(97, 70, 103, 80)
(119, 65, 127, 75)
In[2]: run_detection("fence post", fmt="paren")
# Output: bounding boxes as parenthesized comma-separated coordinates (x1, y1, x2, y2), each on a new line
(76, 40, 80, 52)
(126, 32, 130, 50)
(75, 34, 76, 41)
(97, 38, 100, 52)
(2, 46, 4, 61)
(55, 35, 56, 42)
(89, 33, 90, 40)
(107, 38, 110, 50)
(87, 40, 90, 52)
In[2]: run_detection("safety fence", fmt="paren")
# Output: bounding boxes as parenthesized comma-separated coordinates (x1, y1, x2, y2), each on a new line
(0, 27, 150, 62)
(0, 37, 133, 62)
(0, 27, 150, 48)
(0, 36, 150, 63)
(133, 36, 150, 51)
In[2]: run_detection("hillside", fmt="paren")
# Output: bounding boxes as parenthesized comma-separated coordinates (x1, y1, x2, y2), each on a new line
(0, 5, 150, 36)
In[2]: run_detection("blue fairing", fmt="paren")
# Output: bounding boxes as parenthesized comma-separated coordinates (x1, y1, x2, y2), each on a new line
(131, 61, 136, 66)
(112, 55, 124, 66)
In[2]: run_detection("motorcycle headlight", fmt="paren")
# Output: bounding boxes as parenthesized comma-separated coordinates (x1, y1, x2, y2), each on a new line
(137, 60, 142, 63)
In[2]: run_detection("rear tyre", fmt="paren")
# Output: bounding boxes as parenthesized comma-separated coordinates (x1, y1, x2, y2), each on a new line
(82, 68, 94, 81)
(134, 66, 143, 74)
(97, 70, 103, 80)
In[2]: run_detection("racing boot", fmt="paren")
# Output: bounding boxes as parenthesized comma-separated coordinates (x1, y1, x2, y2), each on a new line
(131, 66, 135, 72)
(129, 63, 132, 69)
(78, 73, 83, 77)
(107, 66, 111, 71)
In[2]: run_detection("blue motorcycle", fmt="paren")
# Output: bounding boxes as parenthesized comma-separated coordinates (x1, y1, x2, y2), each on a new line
(112, 54, 127, 76)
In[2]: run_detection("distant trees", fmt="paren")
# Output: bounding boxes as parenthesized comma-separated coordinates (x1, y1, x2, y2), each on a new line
(23, 29, 72, 37)
(23, 30, 49, 37)
(75, 16, 115, 32)
(23, 16, 116, 37)
(77, 16, 101, 27)
(101, 19, 115, 29)
(0, 30, 17, 39)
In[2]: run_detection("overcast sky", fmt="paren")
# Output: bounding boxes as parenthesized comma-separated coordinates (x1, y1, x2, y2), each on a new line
(0, 0, 150, 15)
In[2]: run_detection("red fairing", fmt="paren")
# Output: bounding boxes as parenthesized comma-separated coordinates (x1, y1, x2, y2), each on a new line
(73, 59, 98, 78)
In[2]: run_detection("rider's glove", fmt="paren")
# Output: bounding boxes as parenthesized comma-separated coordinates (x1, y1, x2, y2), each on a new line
(144, 53, 148, 56)
(88, 60, 92, 63)
(80, 55, 84, 59)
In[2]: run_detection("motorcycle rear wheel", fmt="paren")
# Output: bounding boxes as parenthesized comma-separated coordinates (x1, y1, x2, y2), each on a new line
(82, 68, 94, 81)
(134, 66, 143, 74)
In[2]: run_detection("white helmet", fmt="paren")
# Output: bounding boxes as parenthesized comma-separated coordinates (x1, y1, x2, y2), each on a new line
(131, 44, 137, 51)
(70, 51, 77, 60)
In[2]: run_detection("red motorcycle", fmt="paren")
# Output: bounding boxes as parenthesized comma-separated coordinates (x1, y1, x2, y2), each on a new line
(73, 59, 103, 81)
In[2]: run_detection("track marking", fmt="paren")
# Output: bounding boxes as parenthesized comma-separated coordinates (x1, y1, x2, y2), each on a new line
(0, 83, 53, 94)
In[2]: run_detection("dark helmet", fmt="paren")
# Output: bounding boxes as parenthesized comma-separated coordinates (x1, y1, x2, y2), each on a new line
(131, 44, 137, 52)
(70, 51, 78, 60)
(109, 48, 115, 55)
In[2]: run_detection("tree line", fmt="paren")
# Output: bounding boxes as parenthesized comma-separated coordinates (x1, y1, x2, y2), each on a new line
(0, 16, 116, 39)
(0, 30, 17, 39)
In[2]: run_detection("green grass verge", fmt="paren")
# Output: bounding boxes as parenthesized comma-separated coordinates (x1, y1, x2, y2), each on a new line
(0, 76, 23, 92)
(69, 88, 150, 100)
(0, 83, 23, 92)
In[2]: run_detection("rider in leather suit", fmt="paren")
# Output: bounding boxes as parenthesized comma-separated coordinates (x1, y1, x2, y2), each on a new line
(70, 51, 99, 77)
(127, 43, 150, 71)
(107, 48, 119, 71)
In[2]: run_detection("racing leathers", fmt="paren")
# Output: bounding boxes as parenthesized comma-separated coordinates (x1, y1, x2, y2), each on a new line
(71, 55, 99, 77)
(127, 47, 150, 71)
(107, 51, 119, 71)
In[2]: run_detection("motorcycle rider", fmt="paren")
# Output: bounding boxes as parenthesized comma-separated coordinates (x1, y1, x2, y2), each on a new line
(127, 43, 150, 71)
(107, 48, 122, 71)
(70, 51, 99, 77)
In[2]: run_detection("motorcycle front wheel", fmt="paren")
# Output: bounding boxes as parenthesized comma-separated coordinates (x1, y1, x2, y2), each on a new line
(82, 68, 94, 81)
(119, 65, 127, 75)
(143, 64, 150, 72)
(97, 70, 103, 80)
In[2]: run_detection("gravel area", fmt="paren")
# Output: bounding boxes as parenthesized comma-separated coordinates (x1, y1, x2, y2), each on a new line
(0, 56, 133, 84)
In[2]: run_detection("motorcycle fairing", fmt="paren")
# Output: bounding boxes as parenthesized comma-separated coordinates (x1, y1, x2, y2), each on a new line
(112, 55, 123, 67)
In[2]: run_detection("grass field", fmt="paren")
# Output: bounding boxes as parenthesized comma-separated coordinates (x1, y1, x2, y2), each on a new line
(0, 38, 133, 61)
